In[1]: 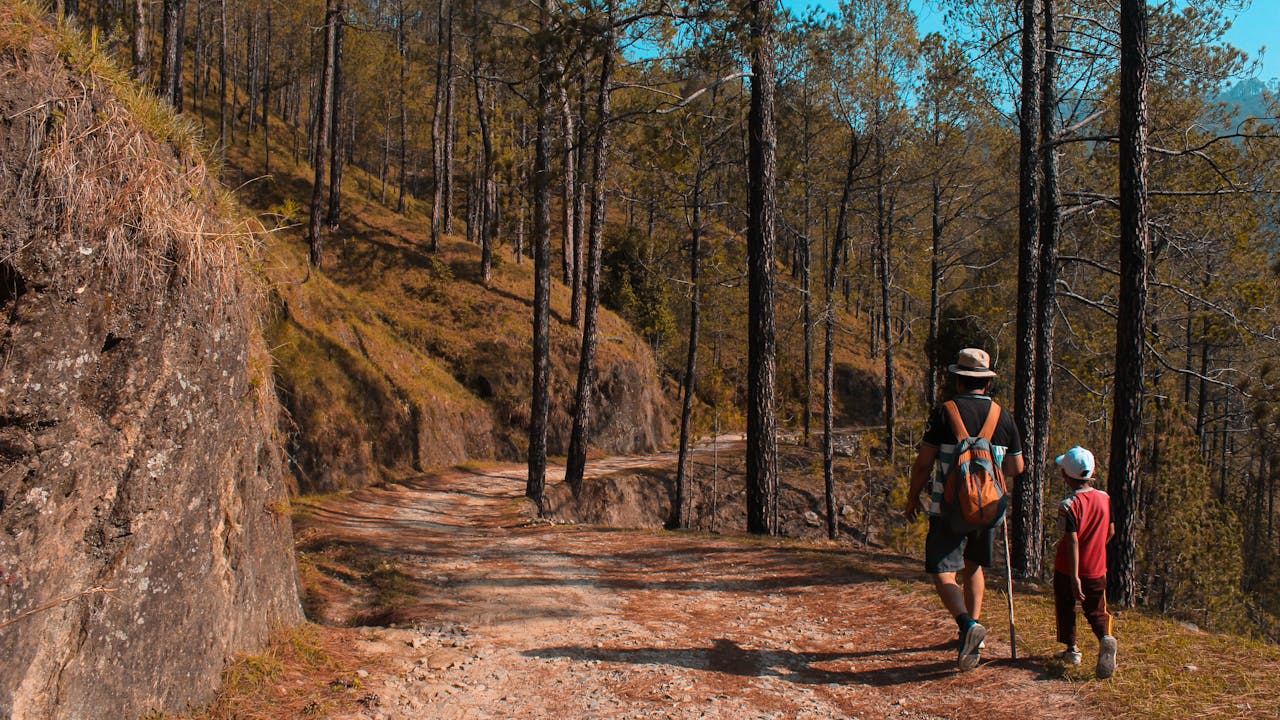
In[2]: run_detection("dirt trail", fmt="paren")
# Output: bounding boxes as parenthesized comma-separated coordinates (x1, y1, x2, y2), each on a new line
(303, 447, 1093, 720)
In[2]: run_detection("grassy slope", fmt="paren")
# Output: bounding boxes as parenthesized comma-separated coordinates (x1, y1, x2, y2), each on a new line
(196, 96, 673, 492)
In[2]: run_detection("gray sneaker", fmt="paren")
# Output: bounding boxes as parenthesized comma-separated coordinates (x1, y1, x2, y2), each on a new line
(1096, 635, 1117, 678)
(1056, 648, 1082, 665)
(958, 622, 987, 671)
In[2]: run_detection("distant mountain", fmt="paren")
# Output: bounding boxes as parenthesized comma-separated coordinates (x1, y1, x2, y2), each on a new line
(1215, 77, 1278, 125)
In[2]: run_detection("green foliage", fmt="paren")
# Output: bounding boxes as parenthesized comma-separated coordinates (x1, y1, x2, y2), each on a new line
(1138, 405, 1252, 634)
(601, 227, 677, 349)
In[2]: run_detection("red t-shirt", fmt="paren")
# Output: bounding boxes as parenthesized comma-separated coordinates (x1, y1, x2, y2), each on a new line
(1054, 487, 1111, 579)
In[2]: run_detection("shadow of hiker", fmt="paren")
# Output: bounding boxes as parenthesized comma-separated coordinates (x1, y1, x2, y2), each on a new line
(525, 638, 960, 688)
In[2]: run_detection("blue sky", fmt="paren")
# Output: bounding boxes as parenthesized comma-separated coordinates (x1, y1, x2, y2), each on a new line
(784, 0, 1280, 82)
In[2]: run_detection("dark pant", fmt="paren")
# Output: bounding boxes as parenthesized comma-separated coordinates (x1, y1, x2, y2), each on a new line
(1054, 572, 1113, 646)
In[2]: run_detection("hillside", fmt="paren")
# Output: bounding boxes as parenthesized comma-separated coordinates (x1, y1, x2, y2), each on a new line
(206, 113, 676, 492)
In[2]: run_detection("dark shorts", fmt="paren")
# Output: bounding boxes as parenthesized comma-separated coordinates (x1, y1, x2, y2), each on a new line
(924, 516, 994, 574)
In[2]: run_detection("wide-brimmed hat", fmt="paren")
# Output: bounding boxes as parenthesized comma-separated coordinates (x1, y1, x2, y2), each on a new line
(947, 347, 997, 378)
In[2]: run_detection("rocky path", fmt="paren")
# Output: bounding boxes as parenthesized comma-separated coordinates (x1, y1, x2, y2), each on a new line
(302, 450, 1094, 720)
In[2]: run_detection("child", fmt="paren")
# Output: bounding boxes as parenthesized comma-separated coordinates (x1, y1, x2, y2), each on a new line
(1053, 446, 1118, 678)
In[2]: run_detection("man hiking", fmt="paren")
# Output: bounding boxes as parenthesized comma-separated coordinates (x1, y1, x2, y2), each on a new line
(904, 348, 1025, 671)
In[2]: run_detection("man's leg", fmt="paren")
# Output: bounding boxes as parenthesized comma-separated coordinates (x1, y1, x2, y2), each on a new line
(962, 560, 985, 620)
(932, 572, 969, 619)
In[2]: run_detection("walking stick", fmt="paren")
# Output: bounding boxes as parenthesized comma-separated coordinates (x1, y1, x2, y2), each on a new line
(1003, 518, 1017, 660)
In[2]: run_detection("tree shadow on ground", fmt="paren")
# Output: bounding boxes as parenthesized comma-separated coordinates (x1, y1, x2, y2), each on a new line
(525, 638, 974, 687)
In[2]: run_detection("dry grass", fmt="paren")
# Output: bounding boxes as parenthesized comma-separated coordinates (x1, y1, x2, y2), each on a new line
(2, 0, 269, 332)
(164, 624, 384, 720)
(868, 556, 1280, 720)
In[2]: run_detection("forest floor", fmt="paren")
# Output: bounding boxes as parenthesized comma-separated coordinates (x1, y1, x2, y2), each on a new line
(250, 441, 1105, 720)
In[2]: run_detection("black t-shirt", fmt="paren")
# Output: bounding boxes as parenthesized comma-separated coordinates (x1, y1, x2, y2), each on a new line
(922, 393, 1024, 456)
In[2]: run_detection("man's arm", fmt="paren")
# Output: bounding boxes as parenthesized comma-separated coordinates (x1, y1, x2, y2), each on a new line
(904, 444, 938, 522)
(1003, 452, 1025, 478)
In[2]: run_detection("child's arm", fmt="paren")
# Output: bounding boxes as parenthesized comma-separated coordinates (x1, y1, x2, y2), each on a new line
(1059, 507, 1085, 601)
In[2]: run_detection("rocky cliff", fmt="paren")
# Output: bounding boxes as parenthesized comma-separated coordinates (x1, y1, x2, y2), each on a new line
(0, 9, 301, 719)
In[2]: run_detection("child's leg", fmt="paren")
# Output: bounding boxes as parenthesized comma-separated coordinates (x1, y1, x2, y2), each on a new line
(1080, 576, 1113, 639)
(1052, 572, 1078, 647)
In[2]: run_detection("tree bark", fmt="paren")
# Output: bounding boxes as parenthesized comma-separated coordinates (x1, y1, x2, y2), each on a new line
(928, 178, 941, 409)
(1107, 0, 1150, 608)
(132, 0, 147, 85)
(875, 134, 895, 466)
(262, 2, 271, 176)
(218, 0, 227, 151)
(674, 159, 704, 531)
(326, 5, 346, 226)
(472, 40, 495, 284)
(526, 0, 556, 513)
(560, 77, 577, 293)
(825, 131, 858, 542)
(745, 0, 779, 536)
(307, 0, 339, 269)
(801, 107, 813, 446)
(430, 0, 453, 248)
(161, 0, 188, 109)
(1011, 0, 1042, 579)
(564, 3, 616, 494)
(1028, 0, 1061, 579)
(397, 0, 409, 214)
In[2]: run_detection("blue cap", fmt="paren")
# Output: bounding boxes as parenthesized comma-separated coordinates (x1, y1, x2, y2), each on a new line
(1055, 446, 1095, 480)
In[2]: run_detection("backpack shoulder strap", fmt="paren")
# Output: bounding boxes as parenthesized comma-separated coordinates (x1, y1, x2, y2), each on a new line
(942, 400, 968, 440)
(977, 401, 1001, 441)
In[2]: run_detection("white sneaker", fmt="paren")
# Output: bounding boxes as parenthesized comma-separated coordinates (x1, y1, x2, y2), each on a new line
(958, 622, 986, 672)
(1096, 635, 1117, 678)
(1056, 648, 1082, 665)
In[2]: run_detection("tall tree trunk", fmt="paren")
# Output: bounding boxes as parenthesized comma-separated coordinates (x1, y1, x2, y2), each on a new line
(326, 5, 346, 226)
(472, 43, 495, 285)
(161, 0, 188, 109)
(246, 13, 258, 139)
(674, 160, 704, 531)
(526, 0, 555, 513)
(875, 136, 895, 466)
(572, 87, 589, 318)
(442, 15, 456, 235)
(564, 4, 616, 494)
(262, 2, 271, 175)
(1108, 0, 1150, 609)
(825, 131, 858, 542)
(307, 0, 338, 269)
(801, 108, 813, 447)
(560, 78, 577, 293)
(397, 0, 409, 214)
(132, 0, 147, 84)
(194, 0, 205, 115)
(381, 94, 391, 204)
(745, 0, 778, 536)
(218, 0, 227, 151)
(430, 0, 452, 248)
(928, 178, 942, 408)
(1011, 0, 1042, 579)
(1028, 0, 1061, 579)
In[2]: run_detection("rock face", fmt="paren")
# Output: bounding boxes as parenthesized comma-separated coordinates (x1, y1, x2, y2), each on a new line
(0, 17, 301, 720)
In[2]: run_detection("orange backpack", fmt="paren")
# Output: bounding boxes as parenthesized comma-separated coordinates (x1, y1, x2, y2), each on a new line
(941, 400, 1009, 532)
